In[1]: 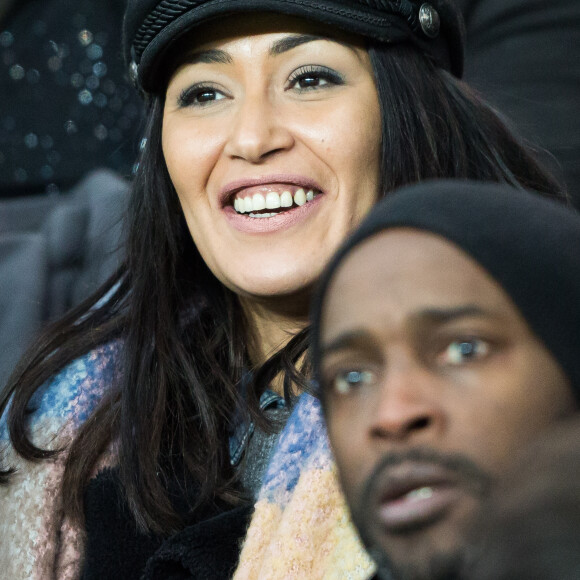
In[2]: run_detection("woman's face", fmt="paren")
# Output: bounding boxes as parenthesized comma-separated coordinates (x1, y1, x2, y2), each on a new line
(163, 15, 381, 303)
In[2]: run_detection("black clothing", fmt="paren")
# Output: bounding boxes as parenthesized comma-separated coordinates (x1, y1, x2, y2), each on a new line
(141, 506, 253, 580)
(458, 0, 580, 203)
(81, 389, 289, 579)
(81, 468, 253, 580)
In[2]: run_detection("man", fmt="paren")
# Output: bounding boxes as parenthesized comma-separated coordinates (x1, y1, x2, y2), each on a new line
(310, 180, 580, 579)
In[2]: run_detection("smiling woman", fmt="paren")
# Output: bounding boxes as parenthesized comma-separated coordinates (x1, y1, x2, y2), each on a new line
(0, 1, 568, 579)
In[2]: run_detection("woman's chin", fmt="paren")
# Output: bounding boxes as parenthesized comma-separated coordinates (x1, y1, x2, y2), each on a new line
(227, 272, 316, 309)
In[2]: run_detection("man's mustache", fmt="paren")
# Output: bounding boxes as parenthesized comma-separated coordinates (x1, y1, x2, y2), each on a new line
(361, 446, 493, 511)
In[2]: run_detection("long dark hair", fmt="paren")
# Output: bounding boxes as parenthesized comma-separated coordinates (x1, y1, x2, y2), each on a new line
(0, 42, 565, 535)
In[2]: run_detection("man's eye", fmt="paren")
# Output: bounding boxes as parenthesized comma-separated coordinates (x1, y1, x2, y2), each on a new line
(333, 370, 375, 394)
(442, 339, 489, 365)
(178, 85, 227, 107)
(287, 65, 345, 92)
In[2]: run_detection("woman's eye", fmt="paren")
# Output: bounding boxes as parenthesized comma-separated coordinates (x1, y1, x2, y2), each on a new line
(441, 339, 489, 365)
(287, 65, 345, 92)
(332, 369, 375, 394)
(178, 85, 227, 108)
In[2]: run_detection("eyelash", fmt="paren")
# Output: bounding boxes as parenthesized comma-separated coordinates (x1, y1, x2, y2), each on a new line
(177, 84, 226, 108)
(440, 338, 490, 365)
(322, 337, 492, 393)
(286, 65, 345, 91)
(176, 64, 345, 107)
(322, 367, 377, 396)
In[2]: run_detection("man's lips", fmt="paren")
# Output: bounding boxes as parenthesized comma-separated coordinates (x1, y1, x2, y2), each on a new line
(368, 462, 466, 534)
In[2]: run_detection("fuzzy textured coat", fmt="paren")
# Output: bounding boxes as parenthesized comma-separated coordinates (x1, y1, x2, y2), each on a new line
(0, 342, 252, 580)
(233, 393, 376, 580)
(0, 342, 120, 580)
(1, 345, 375, 580)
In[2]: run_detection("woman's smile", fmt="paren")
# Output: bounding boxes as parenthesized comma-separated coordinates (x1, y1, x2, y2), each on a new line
(162, 15, 381, 300)
(219, 174, 323, 232)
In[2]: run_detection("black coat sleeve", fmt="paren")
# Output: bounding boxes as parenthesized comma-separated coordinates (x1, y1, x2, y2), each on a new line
(81, 467, 252, 580)
(140, 505, 253, 580)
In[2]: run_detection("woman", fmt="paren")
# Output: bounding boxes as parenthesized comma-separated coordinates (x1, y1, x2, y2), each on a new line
(0, 0, 565, 578)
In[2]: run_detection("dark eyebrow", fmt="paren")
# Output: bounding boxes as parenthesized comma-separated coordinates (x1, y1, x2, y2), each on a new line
(269, 34, 327, 56)
(180, 34, 358, 67)
(320, 306, 492, 356)
(416, 305, 491, 324)
(320, 330, 378, 358)
(270, 33, 362, 58)
(183, 48, 233, 65)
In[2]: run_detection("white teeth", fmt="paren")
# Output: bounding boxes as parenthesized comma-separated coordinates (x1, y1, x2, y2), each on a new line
(249, 212, 277, 218)
(252, 193, 266, 211)
(265, 192, 281, 209)
(406, 487, 434, 501)
(233, 187, 319, 214)
(280, 191, 293, 207)
(294, 188, 306, 206)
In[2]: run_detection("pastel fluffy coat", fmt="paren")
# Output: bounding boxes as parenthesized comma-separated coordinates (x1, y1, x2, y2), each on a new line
(0, 344, 374, 579)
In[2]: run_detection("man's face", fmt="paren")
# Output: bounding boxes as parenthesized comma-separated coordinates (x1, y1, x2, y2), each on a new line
(319, 229, 575, 580)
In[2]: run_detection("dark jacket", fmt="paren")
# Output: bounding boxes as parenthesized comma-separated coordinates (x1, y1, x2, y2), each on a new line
(458, 0, 580, 202)
(81, 467, 253, 580)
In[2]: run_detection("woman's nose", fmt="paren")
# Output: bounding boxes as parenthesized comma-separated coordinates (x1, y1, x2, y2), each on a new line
(223, 92, 294, 163)
(369, 365, 445, 443)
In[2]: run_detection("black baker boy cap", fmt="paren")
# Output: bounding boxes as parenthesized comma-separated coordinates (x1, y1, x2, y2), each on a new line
(123, 0, 465, 94)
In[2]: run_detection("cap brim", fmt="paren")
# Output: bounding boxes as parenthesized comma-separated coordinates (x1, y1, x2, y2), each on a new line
(137, 0, 413, 92)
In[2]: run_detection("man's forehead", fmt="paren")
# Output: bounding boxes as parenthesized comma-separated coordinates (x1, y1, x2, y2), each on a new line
(321, 229, 514, 334)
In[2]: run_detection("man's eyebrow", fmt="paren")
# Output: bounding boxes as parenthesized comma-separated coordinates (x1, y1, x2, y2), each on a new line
(321, 330, 377, 358)
(416, 305, 492, 324)
(320, 306, 493, 355)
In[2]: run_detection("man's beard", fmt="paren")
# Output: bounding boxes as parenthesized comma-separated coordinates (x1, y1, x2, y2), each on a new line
(371, 544, 465, 580)
(350, 447, 492, 580)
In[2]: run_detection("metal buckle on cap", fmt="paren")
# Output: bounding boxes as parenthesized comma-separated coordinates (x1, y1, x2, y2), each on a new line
(418, 3, 440, 38)
(129, 60, 139, 87)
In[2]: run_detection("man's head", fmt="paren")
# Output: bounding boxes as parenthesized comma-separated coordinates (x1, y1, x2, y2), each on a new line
(310, 180, 580, 580)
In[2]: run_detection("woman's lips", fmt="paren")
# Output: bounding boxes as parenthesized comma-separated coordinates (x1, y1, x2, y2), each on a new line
(233, 187, 320, 215)
(220, 175, 324, 205)
(223, 192, 323, 233)
(219, 175, 325, 233)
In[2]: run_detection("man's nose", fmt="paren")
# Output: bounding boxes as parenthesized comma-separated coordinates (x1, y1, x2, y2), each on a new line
(369, 363, 446, 443)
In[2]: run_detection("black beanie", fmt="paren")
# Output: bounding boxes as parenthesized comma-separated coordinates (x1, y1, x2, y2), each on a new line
(310, 180, 580, 396)
(123, 0, 465, 93)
